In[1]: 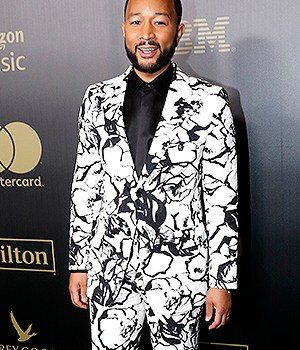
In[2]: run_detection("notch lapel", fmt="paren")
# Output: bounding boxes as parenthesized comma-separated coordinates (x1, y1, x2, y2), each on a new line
(101, 68, 139, 184)
(140, 71, 192, 182)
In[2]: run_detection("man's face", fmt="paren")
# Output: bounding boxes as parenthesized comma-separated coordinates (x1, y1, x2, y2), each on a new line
(122, 0, 184, 78)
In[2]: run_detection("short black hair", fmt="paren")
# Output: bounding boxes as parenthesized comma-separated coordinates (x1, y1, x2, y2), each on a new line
(124, 0, 182, 25)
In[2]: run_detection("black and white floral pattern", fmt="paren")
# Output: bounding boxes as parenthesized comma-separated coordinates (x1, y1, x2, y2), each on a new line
(69, 62, 238, 349)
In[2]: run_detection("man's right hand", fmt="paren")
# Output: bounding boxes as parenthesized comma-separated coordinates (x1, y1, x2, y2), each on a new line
(69, 272, 89, 309)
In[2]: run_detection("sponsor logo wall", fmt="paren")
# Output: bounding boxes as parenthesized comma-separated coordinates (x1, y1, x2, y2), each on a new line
(1, 1, 299, 349)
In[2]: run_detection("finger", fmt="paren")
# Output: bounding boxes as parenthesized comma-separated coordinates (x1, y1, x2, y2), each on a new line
(208, 311, 222, 330)
(80, 284, 88, 304)
(69, 286, 80, 306)
(205, 302, 213, 322)
(69, 284, 88, 309)
(208, 308, 229, 330)
(218, 313, 227, 329)
(215, 311, 231, 329)
(77, 298, 89, 309)
(72, 292, 88, 309)
(80, 292, 89, 307)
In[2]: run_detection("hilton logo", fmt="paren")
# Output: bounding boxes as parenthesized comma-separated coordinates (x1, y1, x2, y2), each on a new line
(176, 17, 233, 55)
(0, 30, 26, 72)
(0, 238, 56, 273)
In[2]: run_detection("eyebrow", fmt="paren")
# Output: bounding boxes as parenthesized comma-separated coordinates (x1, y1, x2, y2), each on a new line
(127, 12, 171, 19)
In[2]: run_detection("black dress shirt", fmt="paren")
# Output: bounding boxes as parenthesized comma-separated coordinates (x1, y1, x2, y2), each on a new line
(123, 64, 174, 176)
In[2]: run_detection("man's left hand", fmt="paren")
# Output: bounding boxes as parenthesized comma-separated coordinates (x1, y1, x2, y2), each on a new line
(205, 287, 232, 330)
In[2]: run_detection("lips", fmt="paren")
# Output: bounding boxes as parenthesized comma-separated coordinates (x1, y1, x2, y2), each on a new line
(138, 46, 158, 58)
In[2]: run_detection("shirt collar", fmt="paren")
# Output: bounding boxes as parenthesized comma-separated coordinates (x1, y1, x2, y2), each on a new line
(127, 63, 174, 96)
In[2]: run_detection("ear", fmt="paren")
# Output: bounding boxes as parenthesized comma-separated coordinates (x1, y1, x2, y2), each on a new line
(122, 22, 125, 38)
(176, 23, 185, 45)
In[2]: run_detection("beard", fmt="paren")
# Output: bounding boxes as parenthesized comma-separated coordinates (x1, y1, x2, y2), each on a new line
(125, 36, 178, 74)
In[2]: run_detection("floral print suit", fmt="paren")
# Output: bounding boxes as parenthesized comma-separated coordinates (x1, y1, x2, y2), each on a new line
(69, 62, 238, 349)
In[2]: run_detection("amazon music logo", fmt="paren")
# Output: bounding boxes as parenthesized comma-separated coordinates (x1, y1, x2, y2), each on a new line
(176, 16, 234, 55)
(0, 30, 26, 72)
(0, 122, 43, 188)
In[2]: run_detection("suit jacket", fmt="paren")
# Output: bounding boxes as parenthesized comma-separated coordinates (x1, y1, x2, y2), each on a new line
(69, 62, 238, 314)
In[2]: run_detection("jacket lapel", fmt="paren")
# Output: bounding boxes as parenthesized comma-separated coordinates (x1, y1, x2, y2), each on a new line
(140, 67, 192, 182)
(101, 65, 192, 184)
(101, 67, 139, 183)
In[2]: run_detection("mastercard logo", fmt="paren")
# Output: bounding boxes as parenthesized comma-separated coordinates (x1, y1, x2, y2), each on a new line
(0, 122, 42, 174)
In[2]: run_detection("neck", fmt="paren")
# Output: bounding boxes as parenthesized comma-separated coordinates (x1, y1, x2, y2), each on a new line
(134, 63, 171, 83)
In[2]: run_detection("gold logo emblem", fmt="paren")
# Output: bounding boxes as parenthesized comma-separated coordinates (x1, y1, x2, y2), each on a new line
(0, 238, 56, 273)
(10, 311, 38, 342)
(0, 121, 42, 174)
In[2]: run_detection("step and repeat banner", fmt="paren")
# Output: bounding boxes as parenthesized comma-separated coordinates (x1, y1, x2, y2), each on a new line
(1, 1, 299, 349)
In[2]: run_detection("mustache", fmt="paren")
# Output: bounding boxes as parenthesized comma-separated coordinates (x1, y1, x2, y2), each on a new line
(136, 40, 160, 48)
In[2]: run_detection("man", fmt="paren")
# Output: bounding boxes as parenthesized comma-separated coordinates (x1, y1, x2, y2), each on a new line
(69, 0, 239, 349)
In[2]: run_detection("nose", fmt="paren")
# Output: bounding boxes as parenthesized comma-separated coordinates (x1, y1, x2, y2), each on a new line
(140, 21, 155, 41)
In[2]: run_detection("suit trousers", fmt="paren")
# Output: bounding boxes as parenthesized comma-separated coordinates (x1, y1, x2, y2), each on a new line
(90, 239, 204, 350)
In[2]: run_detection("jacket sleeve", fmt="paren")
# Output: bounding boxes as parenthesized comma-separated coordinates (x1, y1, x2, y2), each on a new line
(69, 86, 104, 271)
(202, 88, 239, 290)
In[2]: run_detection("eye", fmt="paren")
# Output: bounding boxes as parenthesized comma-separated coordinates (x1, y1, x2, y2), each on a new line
(130, 20, 141, 25)
(155, 21, 167, 26)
